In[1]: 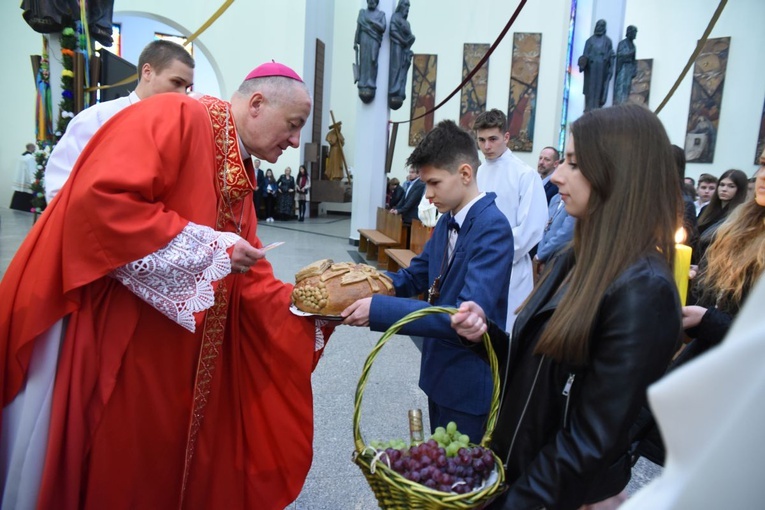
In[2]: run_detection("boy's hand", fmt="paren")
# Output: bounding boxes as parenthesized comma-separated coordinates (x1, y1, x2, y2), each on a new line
(342, 297, 372, 327)
(451, 301, 487, 342)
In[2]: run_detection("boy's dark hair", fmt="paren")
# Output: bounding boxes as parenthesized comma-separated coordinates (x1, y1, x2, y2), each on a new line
(406, 120, 480, 174)
(472, 108, 508, 132)
(698, 173, 718, 185)
(138, 39, 195, 73)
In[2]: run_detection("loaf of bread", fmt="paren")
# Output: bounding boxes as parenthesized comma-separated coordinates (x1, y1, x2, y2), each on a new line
(292, 259, 395, 316)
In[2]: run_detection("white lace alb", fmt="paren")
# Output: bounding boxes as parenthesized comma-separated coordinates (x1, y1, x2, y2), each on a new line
(111, 222, 241, 332)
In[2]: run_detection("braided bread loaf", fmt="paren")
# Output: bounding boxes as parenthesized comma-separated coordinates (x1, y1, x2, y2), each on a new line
(292, 259, 395, 316)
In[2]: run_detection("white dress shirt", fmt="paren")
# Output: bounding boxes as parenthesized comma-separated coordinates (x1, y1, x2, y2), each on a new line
(45, 92, 140, 203)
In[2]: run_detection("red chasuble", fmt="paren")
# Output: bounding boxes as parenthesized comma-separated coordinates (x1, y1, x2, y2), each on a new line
(0, 94, 329, 509)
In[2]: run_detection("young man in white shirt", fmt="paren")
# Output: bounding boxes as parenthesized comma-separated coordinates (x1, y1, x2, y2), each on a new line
(45, 40, 194, 203)
(474, 109, 547, 329)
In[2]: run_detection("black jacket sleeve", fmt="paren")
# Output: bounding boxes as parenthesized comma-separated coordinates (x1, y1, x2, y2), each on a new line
(685, 306, 732, 350)
(499, 262, 682, 510)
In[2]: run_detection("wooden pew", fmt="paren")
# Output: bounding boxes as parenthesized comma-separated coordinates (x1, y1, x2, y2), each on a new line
(385, 219, 432, 271)
(358, 208, 407, 267)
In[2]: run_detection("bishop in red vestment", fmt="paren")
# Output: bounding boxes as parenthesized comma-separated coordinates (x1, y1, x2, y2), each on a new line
(0, 64, 332, 510)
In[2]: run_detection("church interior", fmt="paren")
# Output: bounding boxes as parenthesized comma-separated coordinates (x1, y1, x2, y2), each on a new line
(2, 0, 763, 229)
(1, 1, 764, 508)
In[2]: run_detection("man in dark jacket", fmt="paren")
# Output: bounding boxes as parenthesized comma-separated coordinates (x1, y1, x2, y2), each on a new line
(253, 158, 265, 218)
(391, 166, 425, 224)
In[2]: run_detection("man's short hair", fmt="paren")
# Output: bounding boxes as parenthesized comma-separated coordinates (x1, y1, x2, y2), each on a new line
(541, 146, 560, 161)
(138, 39, 195, 73)
(406, 120, 480, 174)
(698, 173, 718, 185)
(472, 108, 508, 132)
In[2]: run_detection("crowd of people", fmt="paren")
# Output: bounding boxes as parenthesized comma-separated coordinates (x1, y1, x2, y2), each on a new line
(253, 160, 309, 222)
(358, 105, 764, 509)
(2, 37, 763, 510)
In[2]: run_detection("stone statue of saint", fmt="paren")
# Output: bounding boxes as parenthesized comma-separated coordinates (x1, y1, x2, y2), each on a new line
(325, 122, 346, 181)
(613, 25, 638, 105)
(578, 19, 614, 112)
(21, 0, 115, 46)
(388, 0, 416, 110)
(354, 0, 387, 104)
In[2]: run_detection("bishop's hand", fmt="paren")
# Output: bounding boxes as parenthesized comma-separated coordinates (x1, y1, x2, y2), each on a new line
(230, 239, 265, 274)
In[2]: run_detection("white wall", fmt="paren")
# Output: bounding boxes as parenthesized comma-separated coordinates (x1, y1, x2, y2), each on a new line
(626, 0, 764, 180)
(302, 0, 337, 164)
(330, 0, 572, 188)
(112, 13, 222, 98)
(0, 2, 48, 208)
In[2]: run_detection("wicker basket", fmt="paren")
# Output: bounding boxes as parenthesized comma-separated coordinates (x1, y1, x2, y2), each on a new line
(352, 306, 507, 509)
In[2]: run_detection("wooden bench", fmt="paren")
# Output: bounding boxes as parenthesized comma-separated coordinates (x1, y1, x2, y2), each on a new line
(385, 219, 432, 271)
(358, 208, 407, 267)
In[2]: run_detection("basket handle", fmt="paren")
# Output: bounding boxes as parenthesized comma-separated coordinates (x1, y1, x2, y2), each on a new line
(352, 306, 501, 453)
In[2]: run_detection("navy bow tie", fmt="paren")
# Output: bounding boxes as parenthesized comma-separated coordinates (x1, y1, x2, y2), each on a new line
(447, 217, 460, 233)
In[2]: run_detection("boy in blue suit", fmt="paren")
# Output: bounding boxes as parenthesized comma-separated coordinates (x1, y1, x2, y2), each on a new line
(342, 120, 513, 441)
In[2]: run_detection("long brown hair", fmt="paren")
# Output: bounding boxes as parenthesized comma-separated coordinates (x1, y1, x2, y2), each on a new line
(696, 194, 765, 312)
(697, 168, 749, 232)
(534, 104, 680, 365)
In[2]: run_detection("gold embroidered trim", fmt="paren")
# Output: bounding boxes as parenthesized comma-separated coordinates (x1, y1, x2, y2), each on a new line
(179, 95, 252, 507)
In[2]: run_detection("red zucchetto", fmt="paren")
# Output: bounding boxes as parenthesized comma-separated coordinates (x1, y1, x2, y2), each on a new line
(244, 61, 303, 82)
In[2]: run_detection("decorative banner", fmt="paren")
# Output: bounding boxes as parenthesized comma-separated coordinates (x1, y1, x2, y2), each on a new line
(684, 37, 730, 164)
(628, 59, 653, 107)
(506, 33, 541, 152)
(409, 54, 437, 146)
(459, 43, 489, 131)
(755, 96, 765, 164)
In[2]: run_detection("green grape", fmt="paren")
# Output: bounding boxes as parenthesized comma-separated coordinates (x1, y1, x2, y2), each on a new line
(458, 434, 470, 445)
(445, 442, 460, 457)
(446, 421, 458, 435)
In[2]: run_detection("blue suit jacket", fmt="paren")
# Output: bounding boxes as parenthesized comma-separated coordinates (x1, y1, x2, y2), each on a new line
(369, 192, 513, 415)
(537, 194, 576, 263)
(544, 179, 559, 204)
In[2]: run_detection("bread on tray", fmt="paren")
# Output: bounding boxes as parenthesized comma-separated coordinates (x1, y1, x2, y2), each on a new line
(292, 259, 395, 316)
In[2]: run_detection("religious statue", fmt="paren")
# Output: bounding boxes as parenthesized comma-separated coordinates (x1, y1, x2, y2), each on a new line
(613, 25, 638, 105)
(21, 0, 115, 46)
(578, 19, 614, 112)
(325, 121, 346, 180)
(388, 0, 416, 110)
(354, 0, 387, 103)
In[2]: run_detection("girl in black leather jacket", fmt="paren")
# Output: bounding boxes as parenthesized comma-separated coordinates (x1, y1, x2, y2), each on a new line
(451, 104, 683, 510)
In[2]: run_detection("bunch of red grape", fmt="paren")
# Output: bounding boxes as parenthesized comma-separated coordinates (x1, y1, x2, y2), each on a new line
(369, 422, 496, 494)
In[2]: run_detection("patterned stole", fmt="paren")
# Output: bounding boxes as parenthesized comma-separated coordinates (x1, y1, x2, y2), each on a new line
(179, 95, 253, 507)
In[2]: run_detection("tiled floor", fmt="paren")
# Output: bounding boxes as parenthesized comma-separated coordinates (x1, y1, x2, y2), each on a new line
(0, 207, 659, 509)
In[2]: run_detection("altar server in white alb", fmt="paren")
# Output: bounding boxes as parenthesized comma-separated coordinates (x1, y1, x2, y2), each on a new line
(473, 109, 547, 329)
(44, 39, 194, 203)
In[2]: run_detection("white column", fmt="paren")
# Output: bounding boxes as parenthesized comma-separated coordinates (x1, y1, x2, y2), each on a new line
(349, 0, 394, 243)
